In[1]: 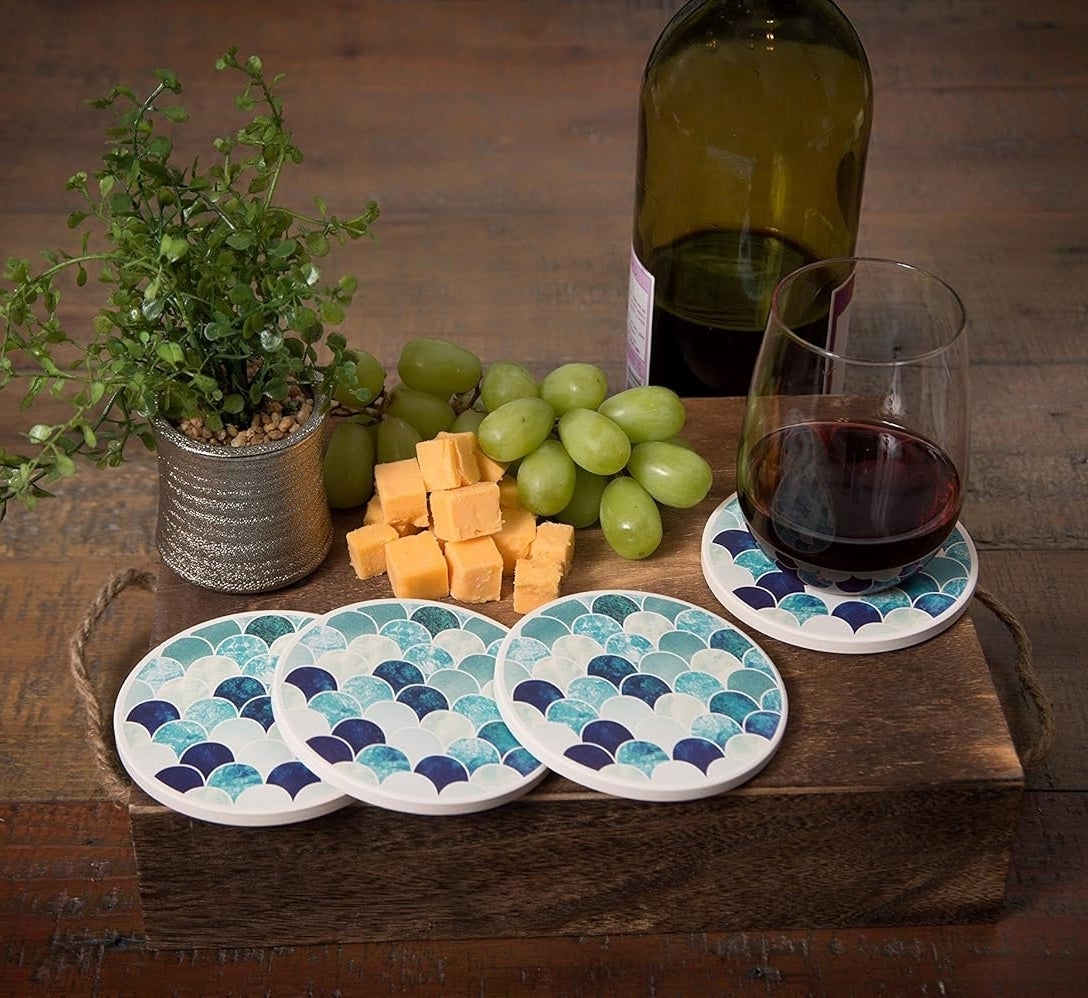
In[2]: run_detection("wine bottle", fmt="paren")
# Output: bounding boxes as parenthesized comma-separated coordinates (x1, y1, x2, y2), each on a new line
(626, 0, 873, 397)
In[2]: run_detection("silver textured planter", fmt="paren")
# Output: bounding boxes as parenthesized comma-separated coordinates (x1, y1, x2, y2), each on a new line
(153, 403, 332, 594)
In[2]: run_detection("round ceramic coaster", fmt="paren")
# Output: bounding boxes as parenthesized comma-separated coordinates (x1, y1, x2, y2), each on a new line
(113, 610, 352, 826)
(701, 494, 979, 655)
(492, 590, 788, 803)
(270, 599, 548, 816)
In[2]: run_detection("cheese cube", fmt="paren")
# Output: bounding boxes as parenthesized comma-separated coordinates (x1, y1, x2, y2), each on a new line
(363, 493, 385, 526)
(429, 481, 502, 542)
(529, 521, 576, 576)
(473, 438, 507, 483)
(444, 536, 503, 603)
(435, 431, 482, 486)
(497, 476, 521, 509)
(346, 522, 398, 580)
(513, 557, 563, 614)
(415, 436, 462, 492)
(385, 531, 449, 600)
(374, 458, 429, 531)
(491, 506, 537, 575)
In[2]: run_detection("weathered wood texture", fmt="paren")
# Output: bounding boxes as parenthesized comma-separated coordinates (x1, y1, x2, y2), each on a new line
(2, 0, 1086, 991)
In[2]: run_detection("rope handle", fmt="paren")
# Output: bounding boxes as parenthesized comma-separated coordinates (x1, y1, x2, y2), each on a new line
(69, 569, 1054, 802)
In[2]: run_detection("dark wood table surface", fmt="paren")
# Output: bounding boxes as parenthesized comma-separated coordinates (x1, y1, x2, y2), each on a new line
(2, 1, 1085, 993)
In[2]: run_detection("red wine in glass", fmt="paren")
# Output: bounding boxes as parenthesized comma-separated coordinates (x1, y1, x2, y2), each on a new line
(737, 418, 962, 577)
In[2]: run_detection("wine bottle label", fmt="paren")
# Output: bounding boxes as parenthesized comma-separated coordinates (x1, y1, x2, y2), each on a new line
(625, 245, 654, 388)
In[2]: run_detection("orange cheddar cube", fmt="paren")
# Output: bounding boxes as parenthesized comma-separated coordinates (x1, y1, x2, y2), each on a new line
(374, 458, 429, 531)
(429, 481, 502, 543)
(473, 440, 507, 484)
(385, 530, 449, 600)
(497, 476, 521, 509)
(415, 436, 462, 492)
(513, 557, 562, 614)
(346, 522, 398, 581)
(444, 535, 503, 603)
(529, 521, 576, 575)
(363, 493, 385, 526)
(435, 431, 482, 486)
(491, 506, 537, 576)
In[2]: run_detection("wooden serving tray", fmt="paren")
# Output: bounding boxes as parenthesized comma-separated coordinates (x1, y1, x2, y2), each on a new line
(133, 398, 1022, 948)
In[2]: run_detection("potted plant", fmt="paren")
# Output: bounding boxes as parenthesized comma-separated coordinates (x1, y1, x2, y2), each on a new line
(0, 47, 379, 591)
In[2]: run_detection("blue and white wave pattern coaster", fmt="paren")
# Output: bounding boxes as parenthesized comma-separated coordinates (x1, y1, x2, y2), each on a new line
(270, 600, 548, 816)
(700, 494, 979, 655)
(113, 611, 351, 826)
(492, 590, 787, 803)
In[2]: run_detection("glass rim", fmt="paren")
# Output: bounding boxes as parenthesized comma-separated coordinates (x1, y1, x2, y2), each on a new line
(768, 256, 968, 367)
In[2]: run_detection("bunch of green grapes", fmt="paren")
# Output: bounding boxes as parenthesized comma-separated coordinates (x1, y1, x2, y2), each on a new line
(322, 338, 713, 560)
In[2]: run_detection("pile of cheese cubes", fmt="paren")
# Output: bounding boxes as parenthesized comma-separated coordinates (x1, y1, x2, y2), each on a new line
(344, 430, 575, 614)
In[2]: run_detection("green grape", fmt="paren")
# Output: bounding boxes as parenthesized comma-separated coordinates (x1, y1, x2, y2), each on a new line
(628, 440, 714, 508)
(333, 348, 385, 409)
(599, 477, 662, 560)
(555, 464, 608, 528)
(376, 415, 422, 463)
(517, 439, 576, 516)
(385, 383, 456, 439)
(397, 336, 482, 396)
(476, 397, 556, 462)
(480, 361, 538, 411)
(598, 385, 687, 443)
(322, 420, 376, 509)
(557, 407, 631, 476)
(450, 408, 486, 434)
(539, 362, 609, 415)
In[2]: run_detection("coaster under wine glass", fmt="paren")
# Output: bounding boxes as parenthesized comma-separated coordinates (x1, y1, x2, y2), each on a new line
(270, 599, 548, 816)
(113, 610, 352, 826)
(492, 590, 788, 803)
(701, 494, 979, 655)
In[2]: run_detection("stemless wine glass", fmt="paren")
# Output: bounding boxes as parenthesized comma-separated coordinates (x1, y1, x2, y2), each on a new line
(735, 257, 969, 594)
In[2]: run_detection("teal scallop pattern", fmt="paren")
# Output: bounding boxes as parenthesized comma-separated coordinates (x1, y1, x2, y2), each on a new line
(271, 599, 547, 816)
(494, 590, 788, 802)
(701, 494, 978, 653)
(113, 611, 350, 826)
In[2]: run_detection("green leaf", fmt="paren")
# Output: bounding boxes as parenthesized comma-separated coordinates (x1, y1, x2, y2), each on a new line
(225, 232, 253, 250)
(156, 341, 185, 366)
(27, 424, 53, 444)
(222, 394, 245, 414)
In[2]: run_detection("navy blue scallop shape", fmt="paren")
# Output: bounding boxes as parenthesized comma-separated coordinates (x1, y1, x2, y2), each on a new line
(591, 593, 640, 625)
(620, 673, 672, 707)
(397, 684, 449, 719)
(155, 765, 204, 793)
(240, 695, 276, 731)
(587, 653, 637, 687)
(179, 741, 234, 777)
(832, 601, 883, 632)
(504, 746, 541, 776)
(837, 575, 878, 594)
(513, 679, 564, 713)
(126, 700, 181, 735)
(286, 666, 338, 699)
(709, 689, 760, 724)
(267, 760, 321, 799)
(673, 736, 725, 774)
(914, 592, 956, 617)
(745, 711, 781, 739)
(709, 629, 754, 659)
(565, 742, 614, 770)
(373, 659, 426, 693)
(214, 675, 267, 708)
(415, 754, 469, 792)
(307, 734, 353, 765)
(757, 571, 806, 600)
(411, 604, 461, 636)
(713, 529, 760, 556)
(245, 614, 295, 645)
(582, 719, 634, 754)
(332, 717, 386, 753)
(737, 586, 777, 610)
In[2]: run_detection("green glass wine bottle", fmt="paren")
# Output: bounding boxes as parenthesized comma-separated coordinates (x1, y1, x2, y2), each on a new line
(626, 0, 873, 397)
